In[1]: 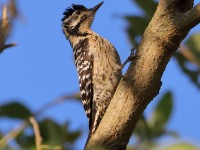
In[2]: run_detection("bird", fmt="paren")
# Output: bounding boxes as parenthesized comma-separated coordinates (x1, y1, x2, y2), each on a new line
(61, 2, 123, 134)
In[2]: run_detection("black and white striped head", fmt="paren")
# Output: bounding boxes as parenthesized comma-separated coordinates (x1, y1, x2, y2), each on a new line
(62, 2, 104, 38)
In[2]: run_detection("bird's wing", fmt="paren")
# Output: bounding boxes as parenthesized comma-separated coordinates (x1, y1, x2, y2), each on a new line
(79, 55, 93, 129)
(74, 38, 94, 130)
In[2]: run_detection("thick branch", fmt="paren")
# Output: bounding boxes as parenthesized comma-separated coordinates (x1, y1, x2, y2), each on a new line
(182, 4, 200, 29)
(85, 0, 199, 149)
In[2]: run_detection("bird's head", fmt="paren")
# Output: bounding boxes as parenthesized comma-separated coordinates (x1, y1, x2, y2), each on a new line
(62, 2, 104, 38)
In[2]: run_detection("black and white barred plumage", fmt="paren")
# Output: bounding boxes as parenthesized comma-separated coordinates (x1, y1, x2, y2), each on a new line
(62, 2, 122, 134)
(74, 38, 93, 124)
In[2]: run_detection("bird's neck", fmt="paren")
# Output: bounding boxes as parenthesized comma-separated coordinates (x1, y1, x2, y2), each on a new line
(68, 29, 96, 48)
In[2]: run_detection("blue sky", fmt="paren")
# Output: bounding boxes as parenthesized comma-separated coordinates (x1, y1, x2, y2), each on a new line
(0, 0, 200, 149)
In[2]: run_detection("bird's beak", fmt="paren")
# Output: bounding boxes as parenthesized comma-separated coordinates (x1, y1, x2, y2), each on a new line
(90, 2, 104, 14)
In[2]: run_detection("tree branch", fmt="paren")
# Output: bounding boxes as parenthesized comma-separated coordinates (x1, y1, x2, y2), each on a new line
(182, 4, 200, 29)
(85, 0, 199, 149)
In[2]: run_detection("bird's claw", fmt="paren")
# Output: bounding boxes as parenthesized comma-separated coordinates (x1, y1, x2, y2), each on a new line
(121, 47, 140, 69)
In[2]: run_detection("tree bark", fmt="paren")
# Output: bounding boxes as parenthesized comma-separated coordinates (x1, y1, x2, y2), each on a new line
(85, 0, 200, 149)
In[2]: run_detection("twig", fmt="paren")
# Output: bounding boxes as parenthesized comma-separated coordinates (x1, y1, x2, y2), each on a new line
(178, 45, 200, 67)
(30, 117, 42, 150)
(34, 93, 80, 116)
(0, 5, 17, 53)
(0, 93, 80, 148)
(0, 121, 28, 147)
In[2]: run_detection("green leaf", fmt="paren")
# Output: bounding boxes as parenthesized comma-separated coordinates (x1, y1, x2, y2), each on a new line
(175, 53, 200, 88)
(125, 16, 149, 46)
(39, 119, 81, 147)
(149, 92, 173, 137)
(124, 0, 157, 46)
(16, 118, 81, 149)
(0, 102, 32, 119)
(0, 131, 3, 138)
(186, 33, 200, 59)
(174, 33, 200, 89)
(64, 122, 81, 143)
(134, 115, 152, 140)
(134, 0, 158, 17)
(162, 143, 199, 150)
(15, 131, 35, 148)
(39, 118, 66, 145)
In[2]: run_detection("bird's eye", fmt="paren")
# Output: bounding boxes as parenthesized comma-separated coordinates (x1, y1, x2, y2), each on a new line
(76, 10, 81, 15)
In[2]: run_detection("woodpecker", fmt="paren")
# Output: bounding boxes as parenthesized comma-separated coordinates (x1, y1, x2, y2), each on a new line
(62, 2, 122, 133)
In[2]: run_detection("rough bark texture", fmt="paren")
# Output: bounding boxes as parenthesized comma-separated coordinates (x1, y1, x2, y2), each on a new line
(85, 0, 200, 149)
